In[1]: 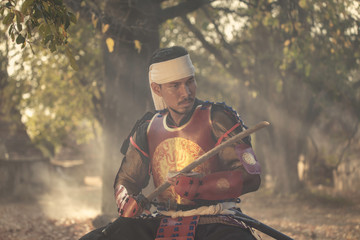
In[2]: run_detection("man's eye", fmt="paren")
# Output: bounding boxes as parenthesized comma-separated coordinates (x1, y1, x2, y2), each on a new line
(187, 78, 195, 84)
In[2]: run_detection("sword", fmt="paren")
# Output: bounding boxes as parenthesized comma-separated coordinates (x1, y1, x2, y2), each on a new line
(231, 209, 294, 240)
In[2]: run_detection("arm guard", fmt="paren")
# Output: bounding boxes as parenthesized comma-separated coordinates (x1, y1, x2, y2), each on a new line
(115, 185, 149, 217)
(235, 143, 261, 174)
(172, 170, 243, 201)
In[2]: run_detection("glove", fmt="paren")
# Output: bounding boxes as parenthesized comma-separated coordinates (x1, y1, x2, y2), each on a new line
(115, 185, 150, 218)
(119, 194, 150, 218)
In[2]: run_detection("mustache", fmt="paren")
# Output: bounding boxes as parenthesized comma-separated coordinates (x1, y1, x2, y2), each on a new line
(178, 98, 194, 105)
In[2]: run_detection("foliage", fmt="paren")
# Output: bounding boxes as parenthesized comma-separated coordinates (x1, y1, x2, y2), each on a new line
(0, 0, 78, 69)
(5, 15, 104, 157)
(160, 0, 360, 192)
(1, 0, 360, 196)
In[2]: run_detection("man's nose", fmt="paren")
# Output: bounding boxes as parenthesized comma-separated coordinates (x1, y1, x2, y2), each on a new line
(179, 84, 191, 97)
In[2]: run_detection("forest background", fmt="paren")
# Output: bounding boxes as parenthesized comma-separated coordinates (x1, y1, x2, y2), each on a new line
(0, 0, 360, 239)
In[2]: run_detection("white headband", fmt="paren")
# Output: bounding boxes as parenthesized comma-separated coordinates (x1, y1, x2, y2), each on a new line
(149, 54, 195, 111)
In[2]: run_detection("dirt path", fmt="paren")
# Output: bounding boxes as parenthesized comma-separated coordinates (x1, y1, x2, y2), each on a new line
(241, 190, 360, 240)
(0, 184, 359, 240)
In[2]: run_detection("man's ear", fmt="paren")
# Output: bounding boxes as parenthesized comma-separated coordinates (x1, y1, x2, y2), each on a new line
(151, 82, 162, 97)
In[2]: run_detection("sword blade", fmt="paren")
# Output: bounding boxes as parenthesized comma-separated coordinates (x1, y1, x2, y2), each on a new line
(232, 209, 294, 240)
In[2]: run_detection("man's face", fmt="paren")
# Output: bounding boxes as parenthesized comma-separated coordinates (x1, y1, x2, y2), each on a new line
(152, 75, 197, 116)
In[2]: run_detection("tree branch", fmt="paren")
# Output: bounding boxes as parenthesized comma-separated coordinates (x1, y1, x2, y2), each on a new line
(181, 15, 247, 81)
(337, 120, 359, 167)
(209, 6, 250, 18)
(201, 6, 239, 63)
(159, 0, 213, 23)
(64, 0, 157, 41)
(64, 0, 118, 33)
(181, 15, 228, 68)
(309, 134, 319, 164)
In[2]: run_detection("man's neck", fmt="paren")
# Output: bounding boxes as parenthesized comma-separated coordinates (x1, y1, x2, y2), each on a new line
(166, 99, 201, 127)
(168, 108, 191, 127)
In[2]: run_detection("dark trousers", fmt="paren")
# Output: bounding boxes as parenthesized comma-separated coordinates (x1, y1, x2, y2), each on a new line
(79, 217, 257, 240)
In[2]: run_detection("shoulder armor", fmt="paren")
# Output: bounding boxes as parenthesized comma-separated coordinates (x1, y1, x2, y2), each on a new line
(212, 102, 246, 126)
(120, 111, 155, 155)
(211, 102, 252, 145)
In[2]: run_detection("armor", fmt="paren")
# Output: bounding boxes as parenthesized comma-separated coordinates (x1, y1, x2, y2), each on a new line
(110, 100, 261, 240)
(147, 104, 219, 204)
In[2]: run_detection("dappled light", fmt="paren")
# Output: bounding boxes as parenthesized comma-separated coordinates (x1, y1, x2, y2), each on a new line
(0, 172, 102, 240)
(1, 0, 360, 239)
(37, 175, 101, 220)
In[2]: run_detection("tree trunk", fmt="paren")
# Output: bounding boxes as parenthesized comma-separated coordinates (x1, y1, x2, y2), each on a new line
(101, 0, 161, 215)
(64, 0, 212, 215)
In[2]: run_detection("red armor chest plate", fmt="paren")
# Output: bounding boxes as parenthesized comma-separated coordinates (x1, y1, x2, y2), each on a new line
(147, 105, 219, 204)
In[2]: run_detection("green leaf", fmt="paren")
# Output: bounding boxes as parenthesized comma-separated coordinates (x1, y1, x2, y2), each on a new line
(43, 34, 54, 45)
(17, 22, 22, 31)
(64, 15, 70, 29)
(33, 5, 42, 18)
(25, 19, 32, 36)
(65, 47, 79, 71)
(68, 12, 77, 24)
(38, 23, 46, 35)
(2, 12, 15, 25)
(49, 40, 57, 52)
(54, 0, 63, 6)
(21, 0, 35, 14)
(10, 32, 15, 41)
(39, 23, 51, 37)
(8, 24, 14, 35)
(69, 56, 79, 71)
(15, 10, 24, 22)
(16, 34, 26, 44)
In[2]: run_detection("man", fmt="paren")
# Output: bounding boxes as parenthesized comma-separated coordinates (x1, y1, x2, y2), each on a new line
(81, 46, 261, 240)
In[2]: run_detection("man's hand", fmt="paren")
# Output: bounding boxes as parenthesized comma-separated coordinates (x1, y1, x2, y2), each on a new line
(119, 194, 150, 218)
(119, 195, 141, 217)
(115, 185, 150, 218)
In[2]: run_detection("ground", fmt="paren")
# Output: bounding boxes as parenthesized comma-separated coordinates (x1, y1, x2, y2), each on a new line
(0, 179, 359, 240)
(241, 189, 360, 240)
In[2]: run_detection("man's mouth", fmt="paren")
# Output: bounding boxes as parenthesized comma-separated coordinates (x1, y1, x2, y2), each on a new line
(179, 98, 194, 106)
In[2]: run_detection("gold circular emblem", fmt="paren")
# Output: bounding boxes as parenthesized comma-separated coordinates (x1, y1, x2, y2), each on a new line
(242, 152, 256, 165)
(152, 137, 211, 204)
